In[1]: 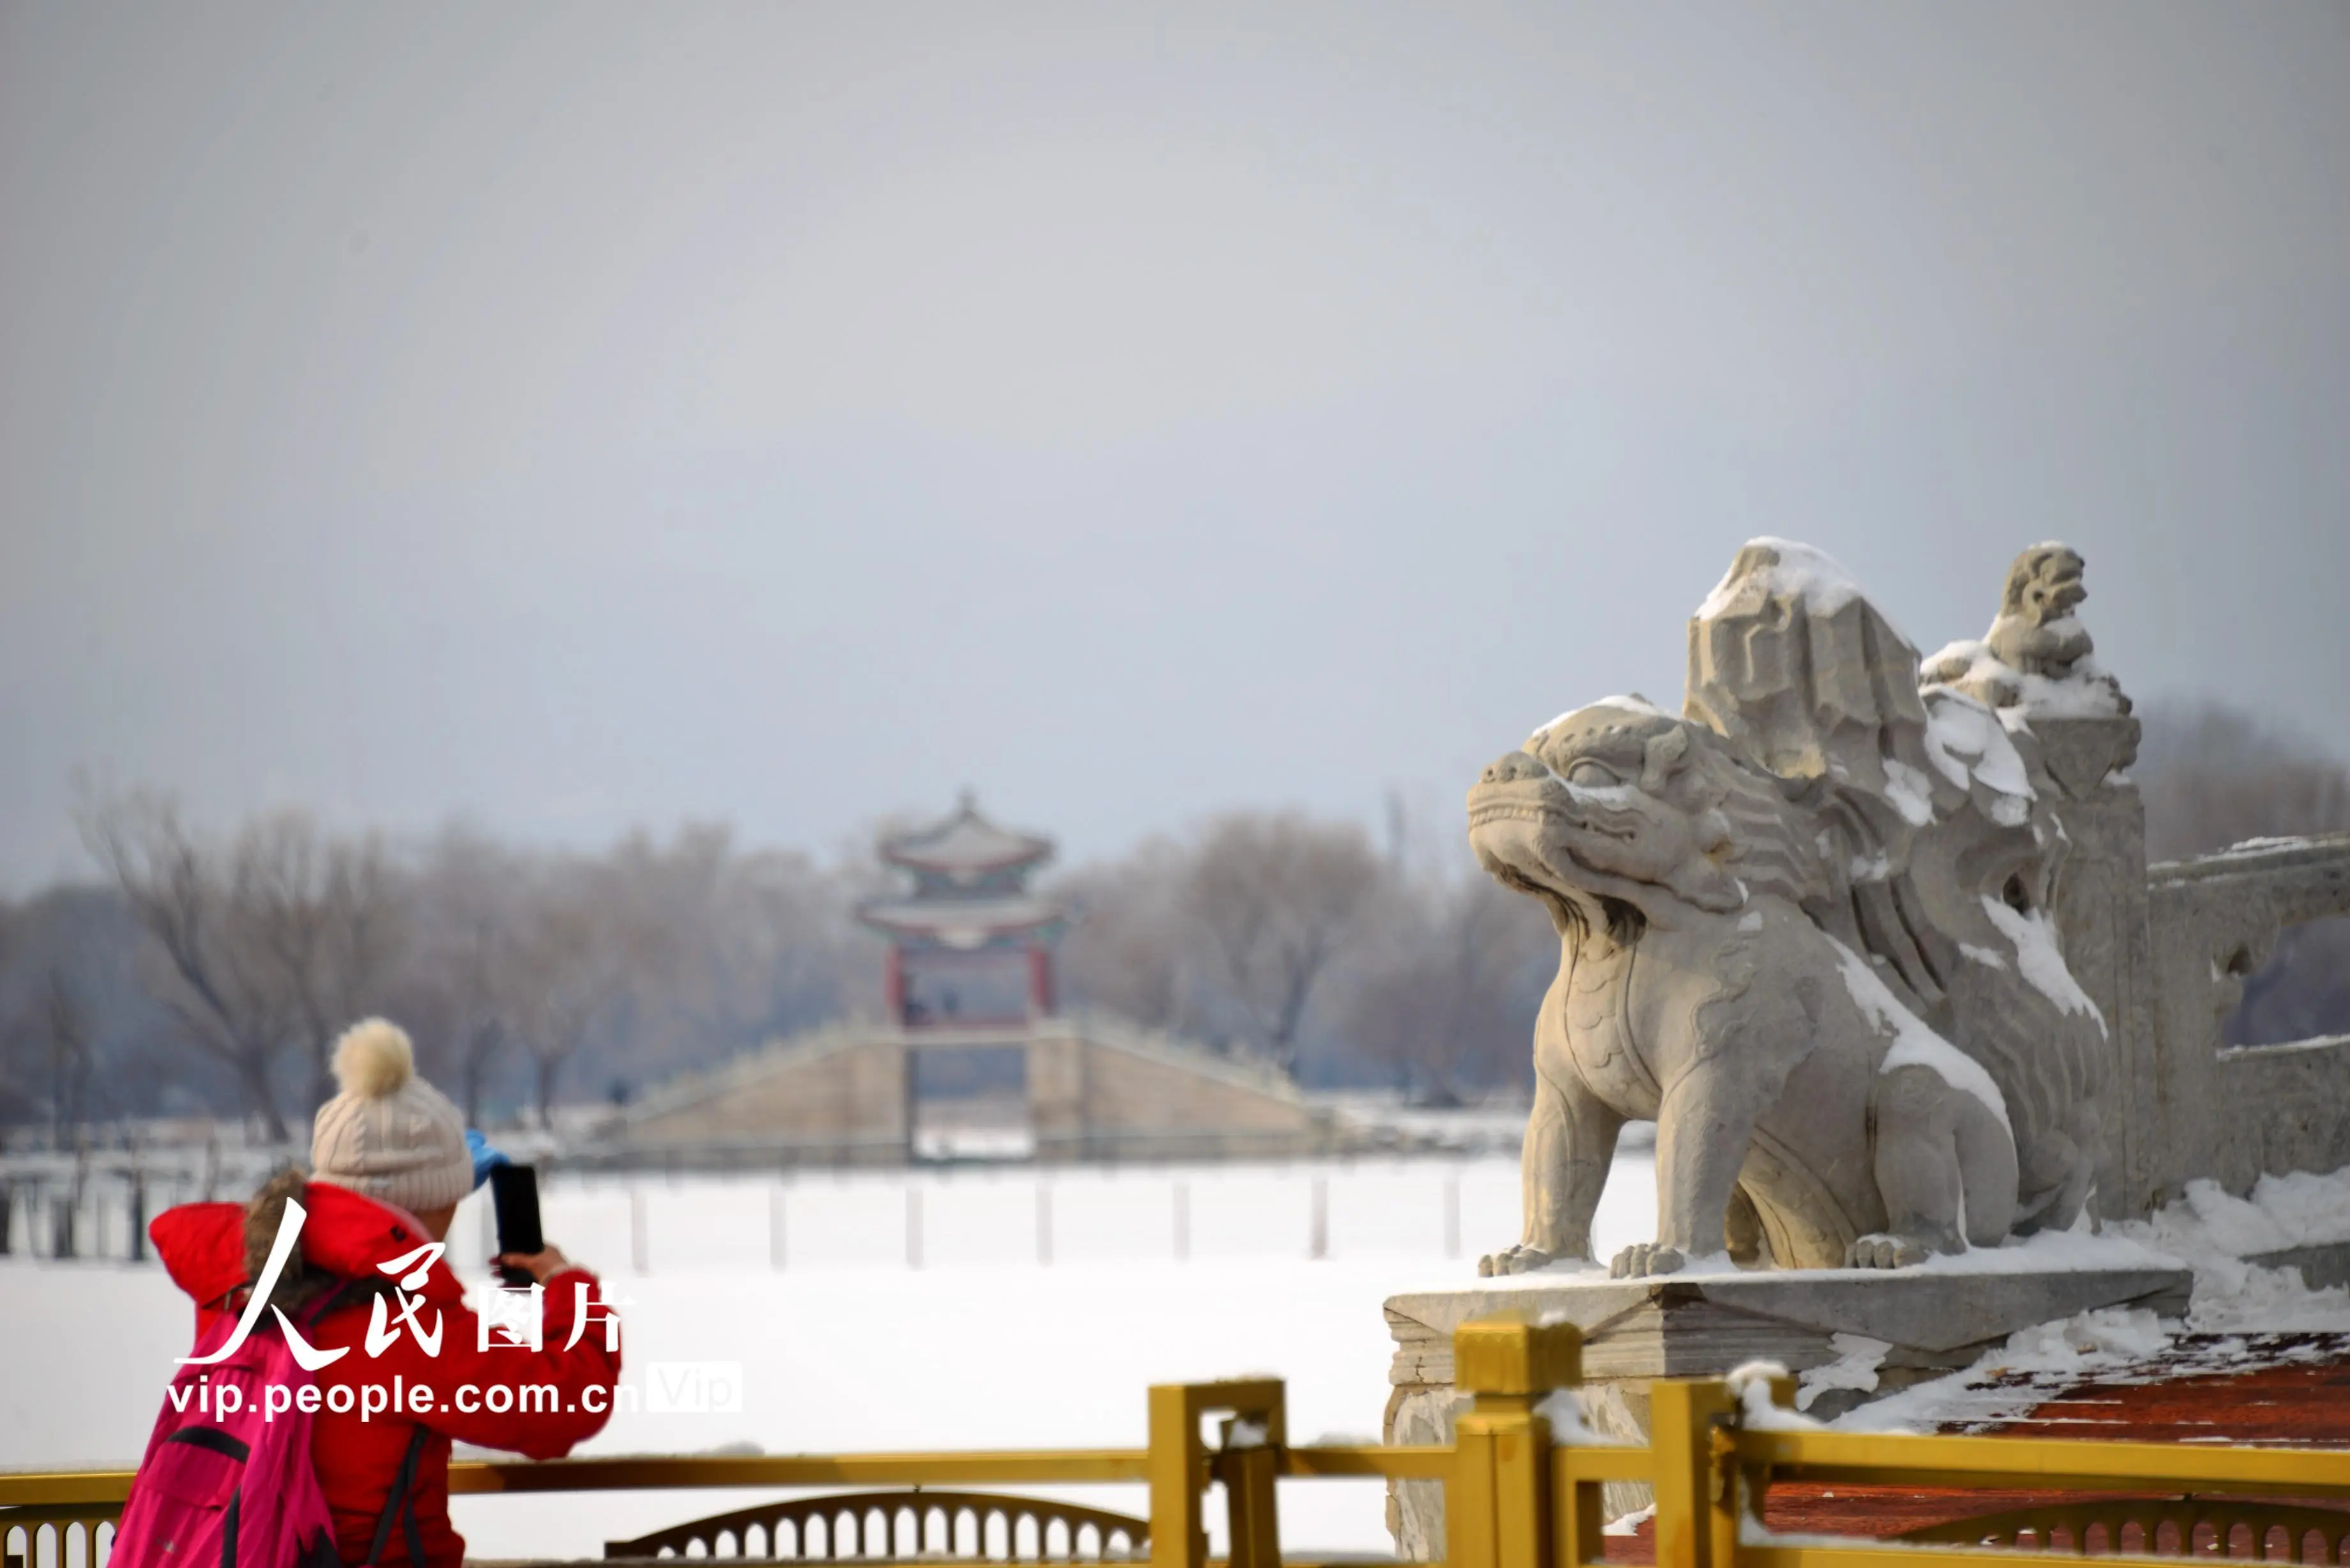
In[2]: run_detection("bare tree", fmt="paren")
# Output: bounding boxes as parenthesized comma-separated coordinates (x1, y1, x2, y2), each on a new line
(80, 792, 303, 1137)
(0, 900, 26, 1123)
(78, 793, 404, 1136)
(2140, 703, 2350, 862)
(1053, 809, 1556, 1091)
(1053, 838, 1195, 1032)
(669, 845, 853, 1060)
(1179, 811, 1383, 1074)
(44, 968, 96, 1142)
(1338, 873, 1550, 1101)
(509, 881, 637, 1130)
(53, 787, 1568, 1126)
(1, 887, 190, 1124)
(371, 823, 857, 1129)
(391, 827, 531, 1124)
(608, 829, 821, 1052)
(240, 812, 404, 1111)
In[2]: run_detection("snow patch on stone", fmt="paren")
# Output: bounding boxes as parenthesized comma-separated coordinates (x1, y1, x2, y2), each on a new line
(1536, 695, 1670, 738)
(2211, 834, 2318, 859)
(1978, 894, 2108, 1037)
(1797, 1334, 1890, 1412)
(1882, 760, 1935, 827)
(1834, 1308, 2172, 1433)
(1564, 780, 1641, 809)
(1924, 639, 2127, 720)
(2114, 1167, 2350, 1329)
(2022, 672, 2125, 718)
(1696, 538, 1864, 621)
(1728, 1359, 1823, 1430)
(1603, 1505, 1655, 1538)
(1536, 1387, 1616, 1447)
(1923, 693, 2033, 800)
(1830, 936, 2012, 1132)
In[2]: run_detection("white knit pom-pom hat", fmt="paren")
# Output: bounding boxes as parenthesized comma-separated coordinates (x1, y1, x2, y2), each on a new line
(310, 1018, 473, 1214)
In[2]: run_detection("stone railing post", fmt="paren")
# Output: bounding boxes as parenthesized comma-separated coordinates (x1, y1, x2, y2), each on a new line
(2029, 713, 2155, 1219)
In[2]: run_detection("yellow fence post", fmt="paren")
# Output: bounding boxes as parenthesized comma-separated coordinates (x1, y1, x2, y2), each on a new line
(1149, 1385, 1208, 1568)
(1553, 1445, 1607, 1568)
(1449, 1313, 1584, 1568)
(1147, 1378, 1287, 1568)
(1220, 1440, 1281, 1568)
(1648, 1380, 1737, 1568)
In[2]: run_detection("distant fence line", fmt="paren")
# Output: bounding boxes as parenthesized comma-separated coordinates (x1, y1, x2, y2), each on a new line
(0, 1150, 1545, 1270)
(0, 1101, 1543, 1268)
(556, 1119, 1526, 1175)
(0, 1121, 1522, 1184)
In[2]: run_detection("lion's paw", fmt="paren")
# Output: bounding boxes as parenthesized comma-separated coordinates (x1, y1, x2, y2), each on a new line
(1845, 1233, 1930, 1270)
(1609, 1243, 1686, 1279)
(1478, 1245, 1554, 1277)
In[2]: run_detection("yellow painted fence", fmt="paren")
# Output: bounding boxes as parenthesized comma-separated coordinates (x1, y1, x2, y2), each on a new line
(4, 1313, 2349, 1568)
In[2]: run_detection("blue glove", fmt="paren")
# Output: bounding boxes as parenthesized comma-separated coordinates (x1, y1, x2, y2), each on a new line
(466, 1128, 512, 1191)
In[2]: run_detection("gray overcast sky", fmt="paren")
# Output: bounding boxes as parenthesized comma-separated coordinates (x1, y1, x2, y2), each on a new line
(4, 3, 2347, 888)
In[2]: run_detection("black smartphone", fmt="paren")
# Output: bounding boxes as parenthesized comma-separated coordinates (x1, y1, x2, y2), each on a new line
(489, 1163, 543, 1288)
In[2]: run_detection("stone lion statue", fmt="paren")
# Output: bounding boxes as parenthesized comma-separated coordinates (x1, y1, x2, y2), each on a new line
(1471, 539, 2112, 1278)
(1922, 542, 2132, 717)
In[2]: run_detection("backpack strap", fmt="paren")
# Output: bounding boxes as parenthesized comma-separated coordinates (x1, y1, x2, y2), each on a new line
(363, 1424, 431, 1567)
(223, 1272, 374, 1329)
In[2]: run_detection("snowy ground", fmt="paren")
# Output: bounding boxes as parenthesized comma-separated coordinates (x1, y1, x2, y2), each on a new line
(0, 1152, 1657, 1560)
(8, 1155, 2349, 1562)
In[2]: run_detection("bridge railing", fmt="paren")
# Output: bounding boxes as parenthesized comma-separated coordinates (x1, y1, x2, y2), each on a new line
(5, 1314, 2348, 1568)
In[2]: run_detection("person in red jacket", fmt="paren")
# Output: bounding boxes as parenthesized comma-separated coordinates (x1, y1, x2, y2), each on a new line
(148, 1020, 622, 1568)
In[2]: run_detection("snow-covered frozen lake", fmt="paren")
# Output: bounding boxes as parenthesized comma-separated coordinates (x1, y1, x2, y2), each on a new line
(0, 1152, 1660, 1560)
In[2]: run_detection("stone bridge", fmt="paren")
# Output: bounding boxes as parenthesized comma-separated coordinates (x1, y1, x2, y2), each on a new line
(2033, 711, 2350, 1217)
(599, 1012, 1343, 1168)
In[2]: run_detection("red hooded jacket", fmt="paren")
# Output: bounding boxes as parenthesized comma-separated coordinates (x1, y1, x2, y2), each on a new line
(149, 1184, 621, 1568)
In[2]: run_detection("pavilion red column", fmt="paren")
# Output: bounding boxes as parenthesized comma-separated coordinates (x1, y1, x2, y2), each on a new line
(1027, 945, 1054, 1018)
(884, 946, 907, 1024)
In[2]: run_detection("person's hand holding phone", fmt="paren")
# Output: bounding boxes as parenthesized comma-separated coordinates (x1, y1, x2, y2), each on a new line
(491, 1244, 572, 1285)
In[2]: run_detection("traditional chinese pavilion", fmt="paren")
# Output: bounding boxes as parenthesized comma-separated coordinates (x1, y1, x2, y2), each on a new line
(856, 792, 1071, 1027)
(623, 794, 1328, 1163)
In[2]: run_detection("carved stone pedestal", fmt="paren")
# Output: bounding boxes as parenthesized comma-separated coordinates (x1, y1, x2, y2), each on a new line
(1381, 1259, 2192, 1556)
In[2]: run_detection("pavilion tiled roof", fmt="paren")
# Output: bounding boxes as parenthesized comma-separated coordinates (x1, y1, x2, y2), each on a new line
(855, 893, 1068, 946)
(880, 792, 1053, 877)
